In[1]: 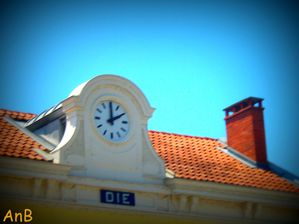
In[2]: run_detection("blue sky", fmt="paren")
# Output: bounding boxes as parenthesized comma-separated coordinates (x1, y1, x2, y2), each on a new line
(1, 0, 299, 176)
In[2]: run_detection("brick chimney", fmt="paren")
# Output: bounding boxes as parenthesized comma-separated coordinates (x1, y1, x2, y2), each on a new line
(223, 97, 267, 164)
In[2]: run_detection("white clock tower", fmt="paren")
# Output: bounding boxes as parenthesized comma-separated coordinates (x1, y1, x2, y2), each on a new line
(51, 75, 165, 184)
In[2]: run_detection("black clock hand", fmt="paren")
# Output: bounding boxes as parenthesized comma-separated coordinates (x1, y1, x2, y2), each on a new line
(107, 113, 125, 124)
(108, 101, 114, 125)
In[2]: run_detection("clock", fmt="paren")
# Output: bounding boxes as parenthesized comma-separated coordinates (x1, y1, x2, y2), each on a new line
(93, 100, 129, 142)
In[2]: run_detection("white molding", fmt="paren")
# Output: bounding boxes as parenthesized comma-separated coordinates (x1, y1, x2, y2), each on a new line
(73, 75, 155, 117)
(0, 156, 167, 194)
(66, 175, 170, 194)
(0, 157, 71, 180)
(166, 178, 299, 208)
(0, 156, 298, 223)
(32, 148, 54, 161)
(166, 168, 175, 178)
(1, 155, 297, 208)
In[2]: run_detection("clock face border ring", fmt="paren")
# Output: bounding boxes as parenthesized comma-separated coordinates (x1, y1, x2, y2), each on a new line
(92, 98, 131, 143)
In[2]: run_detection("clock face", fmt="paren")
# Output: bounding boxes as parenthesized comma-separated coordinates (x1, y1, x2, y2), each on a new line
(93, 100, 129, 142)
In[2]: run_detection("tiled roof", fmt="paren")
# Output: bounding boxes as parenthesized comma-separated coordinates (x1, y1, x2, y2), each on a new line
(0, 109, 298, 193)
(0, 109, 47, 161)
(149, 130, 299, 193)
(0, 109, 36, 121)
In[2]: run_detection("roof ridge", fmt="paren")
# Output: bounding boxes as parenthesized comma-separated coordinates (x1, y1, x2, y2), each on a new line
(148, 130, 218, 141)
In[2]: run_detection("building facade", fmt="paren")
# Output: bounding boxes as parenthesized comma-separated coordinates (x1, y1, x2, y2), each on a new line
(0, 75, 298, 224)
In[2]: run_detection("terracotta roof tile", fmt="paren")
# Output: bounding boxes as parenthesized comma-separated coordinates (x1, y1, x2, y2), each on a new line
(0, 109, 36, 120)
(0, 109, 47, 161)
(148, 130, 299, 193)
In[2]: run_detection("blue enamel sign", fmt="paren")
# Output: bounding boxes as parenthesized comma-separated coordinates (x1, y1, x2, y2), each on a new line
(100, 189, 135, 206)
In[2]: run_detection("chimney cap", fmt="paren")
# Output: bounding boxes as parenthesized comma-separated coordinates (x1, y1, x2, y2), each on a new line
(223, 97, 264, 114)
